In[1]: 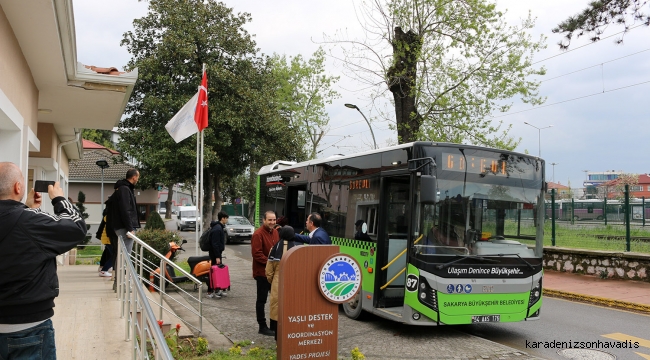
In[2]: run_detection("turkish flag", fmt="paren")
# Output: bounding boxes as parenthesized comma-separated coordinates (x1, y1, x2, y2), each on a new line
(194, 70, 208, 132)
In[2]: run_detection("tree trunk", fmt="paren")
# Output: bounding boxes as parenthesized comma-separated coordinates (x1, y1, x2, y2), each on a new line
(247, 166, 257, 223)
(212, 172, 222, 221)
(202, 168, 213, 231)
(387, 27, 421, 144)
(165, 182, 174, 219)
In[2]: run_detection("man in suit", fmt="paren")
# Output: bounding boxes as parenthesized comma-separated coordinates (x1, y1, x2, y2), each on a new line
(293, 212, 331, 245)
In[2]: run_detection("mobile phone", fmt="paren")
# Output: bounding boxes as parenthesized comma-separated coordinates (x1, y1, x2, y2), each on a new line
(34, 180, 55, 193)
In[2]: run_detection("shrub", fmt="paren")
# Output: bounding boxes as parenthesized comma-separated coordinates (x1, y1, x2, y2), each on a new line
(76, 191, 91, 247)
(136, 229, 180, 269)
(145, 211, 166, 230)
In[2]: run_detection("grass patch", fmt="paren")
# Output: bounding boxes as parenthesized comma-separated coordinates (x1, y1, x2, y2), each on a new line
(505, 220, 650, 253)
(76, 246, 103, 257)
(176, 259, 191, 273)
(150, 337, 276, 360)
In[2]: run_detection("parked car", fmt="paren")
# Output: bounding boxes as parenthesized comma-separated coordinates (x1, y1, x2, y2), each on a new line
(224, 216, 255, 244)
(177, 206, 198, 231)
(159, 207, 166, 215)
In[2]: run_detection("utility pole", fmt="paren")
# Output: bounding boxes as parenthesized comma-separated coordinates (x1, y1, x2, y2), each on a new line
(550, 162, 558, 183)
(524, 122, 553, 157)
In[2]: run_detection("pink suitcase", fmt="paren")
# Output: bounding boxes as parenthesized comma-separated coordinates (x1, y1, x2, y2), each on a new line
(209, 264, 230, 291)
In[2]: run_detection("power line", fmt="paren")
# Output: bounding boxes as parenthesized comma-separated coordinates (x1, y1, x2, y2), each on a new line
(492, 79, 650, 119)
(540, 48, 650, 83)
(533, 23, 648, 65)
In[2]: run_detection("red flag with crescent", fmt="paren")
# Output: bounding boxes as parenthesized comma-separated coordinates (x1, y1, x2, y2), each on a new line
(194, 70, 208, 132)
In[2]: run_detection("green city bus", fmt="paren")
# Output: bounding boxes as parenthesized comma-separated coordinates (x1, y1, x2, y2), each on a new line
(256, 142, 544, 325)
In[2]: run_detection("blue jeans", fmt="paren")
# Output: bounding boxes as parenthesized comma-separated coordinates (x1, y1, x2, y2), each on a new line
(0, 319, 56, 360)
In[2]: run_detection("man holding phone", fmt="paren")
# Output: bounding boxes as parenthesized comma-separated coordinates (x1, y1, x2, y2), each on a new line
(0, 162, 87, 359)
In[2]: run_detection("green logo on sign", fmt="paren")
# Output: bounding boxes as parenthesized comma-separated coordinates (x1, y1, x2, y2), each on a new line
(319, 255, 361, 303)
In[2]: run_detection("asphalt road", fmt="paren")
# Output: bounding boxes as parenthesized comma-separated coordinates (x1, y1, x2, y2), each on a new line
(165, 219, 252, 262)
(166, 219, 650, 360)
(457, 298, 650, 360)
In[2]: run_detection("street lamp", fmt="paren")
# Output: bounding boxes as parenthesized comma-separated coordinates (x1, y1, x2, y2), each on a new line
(96, 159, 110, 215)
(550, 162, 558, 183)
(344, 103, 378, 150)
(523, 122, 553, 158)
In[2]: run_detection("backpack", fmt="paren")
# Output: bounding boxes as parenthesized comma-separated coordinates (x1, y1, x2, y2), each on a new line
(199, 226, 212, 251)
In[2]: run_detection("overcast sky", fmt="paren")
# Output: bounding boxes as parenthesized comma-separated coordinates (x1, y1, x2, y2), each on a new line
(73, 0, 650, 188)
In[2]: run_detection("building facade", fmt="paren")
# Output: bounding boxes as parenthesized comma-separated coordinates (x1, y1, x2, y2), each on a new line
(0, 0, 137, 213)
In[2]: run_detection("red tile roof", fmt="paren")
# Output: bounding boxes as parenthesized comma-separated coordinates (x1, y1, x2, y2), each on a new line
(83, 65, 124, 75)
(547, 181, 570, 190)
(82, 139, 119, 154)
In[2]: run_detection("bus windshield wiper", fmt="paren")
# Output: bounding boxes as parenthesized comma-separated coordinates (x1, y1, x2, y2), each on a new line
(496, 253, 535, 270)
(435, 255, 499, 270)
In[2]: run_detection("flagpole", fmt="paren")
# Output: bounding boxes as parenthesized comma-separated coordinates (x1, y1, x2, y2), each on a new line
(200, 130, 205, 235)
(199, 63, 206, 248)
(195, 128, 200, 256)
(197, 63, 207, 256)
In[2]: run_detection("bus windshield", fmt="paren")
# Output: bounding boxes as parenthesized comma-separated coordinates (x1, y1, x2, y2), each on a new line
(416, 181, 541, 258)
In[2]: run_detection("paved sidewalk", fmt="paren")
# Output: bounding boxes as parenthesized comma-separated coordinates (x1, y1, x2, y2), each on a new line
(52, 265, 231, 359)
(52, 266, 130, 360)
(543, 270, 650, 313)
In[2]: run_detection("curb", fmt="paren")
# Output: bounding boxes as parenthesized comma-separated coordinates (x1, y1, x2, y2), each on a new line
(544, 288, 650, 314)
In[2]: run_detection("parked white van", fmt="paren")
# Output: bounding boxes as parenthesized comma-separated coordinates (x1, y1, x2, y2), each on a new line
(177, 206, 198, 231)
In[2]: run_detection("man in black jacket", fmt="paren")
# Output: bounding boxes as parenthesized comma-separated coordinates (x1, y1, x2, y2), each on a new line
(0, 162, 86, 359)
(107, 169, 140, 256)
(207, 211, 228, 298)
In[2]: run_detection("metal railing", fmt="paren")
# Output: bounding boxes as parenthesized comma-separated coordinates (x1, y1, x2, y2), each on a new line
(114, 233, 205, 359)
(116, 237, 174, 359)
(119, 233, 204, 335)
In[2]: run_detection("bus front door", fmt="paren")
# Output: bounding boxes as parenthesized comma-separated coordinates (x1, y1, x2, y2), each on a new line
(375, 175, 410, 308)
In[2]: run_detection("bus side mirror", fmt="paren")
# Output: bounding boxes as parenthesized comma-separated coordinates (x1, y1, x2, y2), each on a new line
(421, 175, 437, 204)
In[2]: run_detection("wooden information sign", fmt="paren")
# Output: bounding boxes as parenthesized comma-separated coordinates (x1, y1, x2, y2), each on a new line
(277, 245, 361, 360)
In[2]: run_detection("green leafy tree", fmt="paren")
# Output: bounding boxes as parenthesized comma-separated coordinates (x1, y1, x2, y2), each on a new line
(82, 129, 114, 150)
(324, 0, 546, 148)
(553, 0, 649, 49)
(271, 48, 340, 159)
(118, 0, 305, 230)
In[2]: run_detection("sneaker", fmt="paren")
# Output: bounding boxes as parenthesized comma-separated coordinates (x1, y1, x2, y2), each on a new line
(206, 292, 214, 298)
(99, 271, 112, 277)
(215, 290, 224, 297)
(258, 327, 274, 336)
(220, 291, 228, 297)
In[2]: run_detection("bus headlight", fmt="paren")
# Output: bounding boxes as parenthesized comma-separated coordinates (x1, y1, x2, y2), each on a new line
(418, 277, 438, 311)
(529, 278, 542, 307)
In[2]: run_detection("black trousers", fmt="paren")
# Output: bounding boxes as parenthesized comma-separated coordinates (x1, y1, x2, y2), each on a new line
(255, 276, 271, 328)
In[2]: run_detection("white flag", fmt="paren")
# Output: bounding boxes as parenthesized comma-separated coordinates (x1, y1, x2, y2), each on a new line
(165, 92, 199, 143)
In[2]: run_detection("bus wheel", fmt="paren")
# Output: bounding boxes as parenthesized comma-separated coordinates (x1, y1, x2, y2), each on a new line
(342, 292, 365, 320)
(596, 215, 604, 220)
(573, 215, 579, 221)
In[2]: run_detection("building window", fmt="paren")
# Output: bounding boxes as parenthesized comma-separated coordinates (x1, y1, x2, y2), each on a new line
(630, 186, 643, 192)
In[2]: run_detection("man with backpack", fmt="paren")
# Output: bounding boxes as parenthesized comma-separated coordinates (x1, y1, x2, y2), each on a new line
(207, 211, 228, 298)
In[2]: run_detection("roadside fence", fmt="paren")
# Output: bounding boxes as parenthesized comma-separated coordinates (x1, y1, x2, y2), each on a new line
(546, 186, 650, 253)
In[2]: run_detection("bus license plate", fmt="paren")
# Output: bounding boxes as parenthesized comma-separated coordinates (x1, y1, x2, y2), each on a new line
(472, 315, 500, 323)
